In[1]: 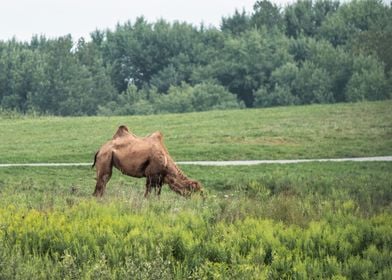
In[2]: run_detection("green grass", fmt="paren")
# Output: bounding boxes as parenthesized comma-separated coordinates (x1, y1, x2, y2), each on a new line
(0, 162, 390, 216)
(0, 101, 391, 163)
(0, 101, 391, 279)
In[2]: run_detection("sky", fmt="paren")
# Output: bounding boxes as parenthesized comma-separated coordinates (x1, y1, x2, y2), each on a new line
(0, 0, 294, 42)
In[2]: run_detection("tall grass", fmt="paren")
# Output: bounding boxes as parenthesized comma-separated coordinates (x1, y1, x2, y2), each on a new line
(0, 198, 391, 279)
(0, 161, 391, 278)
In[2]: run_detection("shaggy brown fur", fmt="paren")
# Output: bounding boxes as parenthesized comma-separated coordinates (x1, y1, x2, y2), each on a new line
(92, 125, 203, 197)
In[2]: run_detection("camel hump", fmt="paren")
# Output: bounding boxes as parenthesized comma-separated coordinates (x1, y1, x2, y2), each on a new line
(112, 125, 130, 139)
(147, 131, 164, 143)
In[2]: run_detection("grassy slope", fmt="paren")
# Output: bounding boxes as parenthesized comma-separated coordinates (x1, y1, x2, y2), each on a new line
(0, 101, 391, 163)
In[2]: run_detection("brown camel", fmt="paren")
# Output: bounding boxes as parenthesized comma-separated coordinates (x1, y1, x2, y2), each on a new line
(92, 125, 203, 197)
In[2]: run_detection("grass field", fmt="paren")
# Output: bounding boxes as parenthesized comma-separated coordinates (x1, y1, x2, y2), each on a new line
(0, 101, 391, 279)
(0, 101, 391, 163)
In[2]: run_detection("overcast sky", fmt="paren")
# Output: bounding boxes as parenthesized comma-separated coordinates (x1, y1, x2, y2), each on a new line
(0, 0, 295, 42)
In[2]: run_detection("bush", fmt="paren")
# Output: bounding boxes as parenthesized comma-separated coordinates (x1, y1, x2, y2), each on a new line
(98, 82, 243, 115)
(254, 85, 299, 107)
(153, 83, 194, 113)
(190, 82, 244, 111)
(154, 82, 243, 113)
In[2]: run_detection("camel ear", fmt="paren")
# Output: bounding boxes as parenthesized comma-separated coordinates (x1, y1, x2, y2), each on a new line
(113, 125, 129, 139)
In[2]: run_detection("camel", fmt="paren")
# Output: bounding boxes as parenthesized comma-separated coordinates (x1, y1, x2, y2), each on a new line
(92, 125, 203, 198)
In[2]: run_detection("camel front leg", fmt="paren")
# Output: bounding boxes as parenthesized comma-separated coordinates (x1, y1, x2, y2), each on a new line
(92, 150, 113, 197)
(93, 173, 112, 197)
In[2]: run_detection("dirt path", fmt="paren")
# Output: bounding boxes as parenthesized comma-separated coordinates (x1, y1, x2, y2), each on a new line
(1, 156, 391, 167)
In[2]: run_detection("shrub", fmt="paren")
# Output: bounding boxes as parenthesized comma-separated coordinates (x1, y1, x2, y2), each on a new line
(0, 201, 391, 279)
(254, 85, 299, 107)
(97, 82, 243, 115)
(155, 82, 243, 113)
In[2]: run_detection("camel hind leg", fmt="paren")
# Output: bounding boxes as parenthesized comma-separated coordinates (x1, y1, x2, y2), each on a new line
(156, 175, 164, 196)
(144, 175, 158, 198)
(93, 152, 113, 197)
(144, 176, 153, 198)
(144, 152, 166, 198)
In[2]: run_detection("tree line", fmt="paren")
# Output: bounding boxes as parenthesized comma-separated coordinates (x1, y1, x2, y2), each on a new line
(0, 0, 391, 116)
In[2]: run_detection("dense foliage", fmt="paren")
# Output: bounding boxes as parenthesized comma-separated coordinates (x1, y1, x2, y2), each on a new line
(1, 0, 391, 116)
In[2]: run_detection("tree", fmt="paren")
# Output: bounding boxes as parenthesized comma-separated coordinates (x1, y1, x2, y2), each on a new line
(252, 0, 284, 31)
(102, 18, 203, 93)
(24, 36, 115, 115)
(0, 40, 48, 113)
(284, 0, 339, 38)
(284, 0, 315, 38)
(293, 61, 334, 104)
(74, 38, 116, 115)
(1, 0, 391, 116)
(319, 0, 389, 46)
(271, 62, 299, 88)
(345, 55, 389, 101)
(208, 29, 292, 107)
(306, 39, 352, 102)
(351, 5, 392, 74)
(150, 64, 183, 93)
(221, 9, 251, 35)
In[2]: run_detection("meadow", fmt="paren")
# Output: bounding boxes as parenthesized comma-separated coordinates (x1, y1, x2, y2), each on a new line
(1, 101, 391, 163)
(0, 101, 391, 279)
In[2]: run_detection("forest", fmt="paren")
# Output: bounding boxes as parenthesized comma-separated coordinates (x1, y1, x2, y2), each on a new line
(0, 0, 391, 116)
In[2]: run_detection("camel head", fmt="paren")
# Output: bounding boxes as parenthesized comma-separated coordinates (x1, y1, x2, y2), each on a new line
(184, 179, 204, 197)
(165, 175, 204, 197)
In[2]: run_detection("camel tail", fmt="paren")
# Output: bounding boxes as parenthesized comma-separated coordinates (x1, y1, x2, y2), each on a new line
(92, 151, 98, 168)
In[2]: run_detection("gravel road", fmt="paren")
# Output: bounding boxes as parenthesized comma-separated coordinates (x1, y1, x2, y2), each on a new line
(1, 156, 391, 167)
